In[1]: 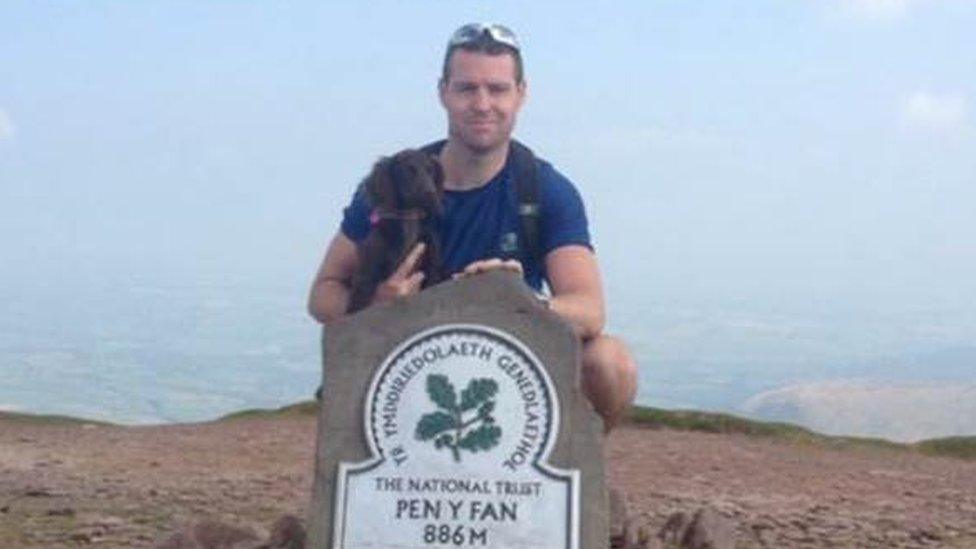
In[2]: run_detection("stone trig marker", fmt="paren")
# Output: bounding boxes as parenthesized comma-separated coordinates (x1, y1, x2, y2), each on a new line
(307, 271, 607, 548)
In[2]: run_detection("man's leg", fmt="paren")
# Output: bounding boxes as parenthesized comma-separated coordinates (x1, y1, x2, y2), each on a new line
(580, 335, 638, 432)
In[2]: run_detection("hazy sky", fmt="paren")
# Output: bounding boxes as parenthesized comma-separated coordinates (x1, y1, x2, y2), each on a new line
(3, 0, 974, 312)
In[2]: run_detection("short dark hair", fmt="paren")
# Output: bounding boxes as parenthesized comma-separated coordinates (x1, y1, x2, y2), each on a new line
(440, 33, 524, 85)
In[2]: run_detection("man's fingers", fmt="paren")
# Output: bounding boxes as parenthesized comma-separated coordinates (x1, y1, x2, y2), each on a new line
(462, 260, 484, 275)
(456, 258, 524, 279)
(463, 258, 502, 275)
(406, 271, 426, 293)
(394, 242, 426, 278)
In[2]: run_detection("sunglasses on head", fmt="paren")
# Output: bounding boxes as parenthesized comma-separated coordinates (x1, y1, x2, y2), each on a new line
(448, 23, 520, 51)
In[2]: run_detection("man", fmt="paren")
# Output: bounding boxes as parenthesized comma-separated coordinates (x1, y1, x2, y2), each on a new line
(307, 23, 637, 431)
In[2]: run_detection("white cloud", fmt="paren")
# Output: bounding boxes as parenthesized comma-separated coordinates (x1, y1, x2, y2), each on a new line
(840, 0, 917, 19)
(742, 380, 976, 442)
(0, 109, 15, 141)
(901, 91, 968, 132)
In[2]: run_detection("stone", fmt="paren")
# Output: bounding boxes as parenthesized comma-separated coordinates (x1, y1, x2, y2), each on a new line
(263, 514, 307, 548)
(655, 507, 736, 549)
(306, 272, 606, 548)
(191, 521, 260, 548)
(69, 532, 92, 544)
(154, 520, 260, 549)
(909, 527, 943, 543)
(609, 488, 644, 548)
(155, 532, 193, 549)
(681, 507, 736, 549)
(658, 511, 690, 545)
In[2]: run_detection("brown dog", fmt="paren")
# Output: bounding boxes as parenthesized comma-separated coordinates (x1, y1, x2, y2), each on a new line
(348, 149, 446, 313)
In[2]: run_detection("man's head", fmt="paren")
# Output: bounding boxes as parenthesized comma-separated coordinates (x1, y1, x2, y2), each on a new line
(440, 23, 524, 85)
(439, 23, 527, 154)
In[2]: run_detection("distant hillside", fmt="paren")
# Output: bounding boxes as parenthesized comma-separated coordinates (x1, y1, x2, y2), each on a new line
(0, 410, 110, 426)
(5, 403, 972, 462)
(219, 400, 318, 420)
(627, 405, 976, 461)
(216, 400, 976, 462)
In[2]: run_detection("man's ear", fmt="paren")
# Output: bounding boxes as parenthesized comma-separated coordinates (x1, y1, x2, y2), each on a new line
(437, 78, 448, 108)
(517, 80, 528, 108)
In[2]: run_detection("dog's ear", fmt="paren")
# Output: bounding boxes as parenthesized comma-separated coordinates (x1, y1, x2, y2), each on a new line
(365, 156, 397, 210)
(428, 153, 444, 194)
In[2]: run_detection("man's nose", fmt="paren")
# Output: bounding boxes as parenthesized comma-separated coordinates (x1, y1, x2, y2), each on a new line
(472, 88, 491, 111)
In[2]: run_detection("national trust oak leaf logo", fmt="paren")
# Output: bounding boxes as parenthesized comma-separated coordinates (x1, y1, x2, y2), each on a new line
(414, 374, 502, 462)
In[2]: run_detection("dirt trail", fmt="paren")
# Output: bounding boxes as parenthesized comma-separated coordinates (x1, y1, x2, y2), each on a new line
(2, 415, 975, 547)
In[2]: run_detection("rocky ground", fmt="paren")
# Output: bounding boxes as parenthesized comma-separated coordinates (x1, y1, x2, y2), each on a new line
(2, 411, 975, 548)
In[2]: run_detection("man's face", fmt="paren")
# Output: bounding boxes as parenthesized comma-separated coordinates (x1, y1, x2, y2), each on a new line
(439, 49, 526, 154)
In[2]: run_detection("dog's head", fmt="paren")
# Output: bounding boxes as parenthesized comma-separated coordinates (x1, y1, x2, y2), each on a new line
(365, 149, 444, 220)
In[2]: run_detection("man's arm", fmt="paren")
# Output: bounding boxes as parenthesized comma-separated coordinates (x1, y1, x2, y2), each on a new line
(307, 234, 429, 324)
(456, 246, 605, 338)
(544, 245, 606, 340)
(307, 233, 359, 324)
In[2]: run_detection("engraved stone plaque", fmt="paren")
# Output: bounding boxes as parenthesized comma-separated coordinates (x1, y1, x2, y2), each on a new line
(307, 272, 607, 549)
(334, 325, 578, 547)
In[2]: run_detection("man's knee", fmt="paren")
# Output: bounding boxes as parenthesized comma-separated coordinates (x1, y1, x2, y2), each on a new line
(579, 335, 637, 431)
(582, 336, 637, 386)
(581, 335, 638, 405)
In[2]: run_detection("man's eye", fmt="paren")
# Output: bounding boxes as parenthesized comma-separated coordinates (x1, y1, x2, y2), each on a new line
(489, 85, 510, 94)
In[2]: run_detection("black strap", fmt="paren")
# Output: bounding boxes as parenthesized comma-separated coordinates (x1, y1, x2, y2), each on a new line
(508, 140, 541, 265)
(420, 139, 541, 264)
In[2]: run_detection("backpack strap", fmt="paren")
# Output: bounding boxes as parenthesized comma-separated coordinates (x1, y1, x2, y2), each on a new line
(419, 139, 542, 264)
(508, 140, 541, 266)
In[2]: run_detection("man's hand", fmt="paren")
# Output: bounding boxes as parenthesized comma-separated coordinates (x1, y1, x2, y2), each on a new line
(371, 242, 428, 306)
(454, 258, 523, 279)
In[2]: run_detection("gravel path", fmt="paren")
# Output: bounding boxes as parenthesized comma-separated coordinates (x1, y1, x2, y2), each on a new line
(2, 415, 975, 547)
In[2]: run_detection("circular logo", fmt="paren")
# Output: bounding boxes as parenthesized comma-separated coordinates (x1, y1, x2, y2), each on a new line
(367, 325, 558, 472)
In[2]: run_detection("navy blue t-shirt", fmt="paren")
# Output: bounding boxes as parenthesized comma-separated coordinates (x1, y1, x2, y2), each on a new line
(341, 152, 591, 291)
